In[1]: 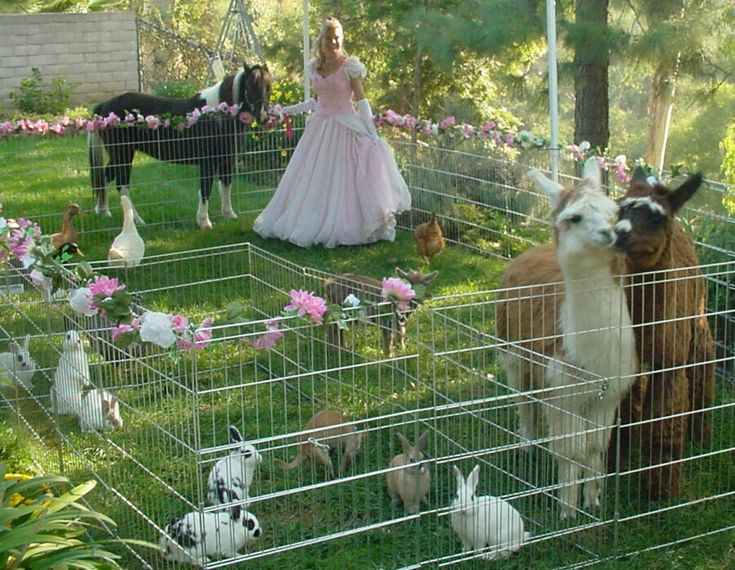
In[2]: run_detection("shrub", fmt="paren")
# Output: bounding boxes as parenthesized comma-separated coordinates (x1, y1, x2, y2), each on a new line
(153, 80, 196, 98)
(0, 464, 158, 568)
(10, 68, 74, 116)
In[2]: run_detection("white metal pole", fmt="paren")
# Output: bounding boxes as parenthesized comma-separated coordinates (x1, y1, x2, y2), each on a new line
(546, 0, 560, 183)
(303, 0, 310, 100)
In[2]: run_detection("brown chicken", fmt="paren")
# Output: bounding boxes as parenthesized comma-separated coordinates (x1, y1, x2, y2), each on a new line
(414, 211, 445, 264)
(50, 203, 82, 250)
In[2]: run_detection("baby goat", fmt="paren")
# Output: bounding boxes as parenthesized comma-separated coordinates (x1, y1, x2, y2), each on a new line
(324, 268, 437, 357)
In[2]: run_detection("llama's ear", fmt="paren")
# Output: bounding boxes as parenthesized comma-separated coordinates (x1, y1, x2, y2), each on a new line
(581, 157, 602, 189)
(668, 172, 703, 214)
(631, 166, 648, 185)
(527, 169, 563, 208)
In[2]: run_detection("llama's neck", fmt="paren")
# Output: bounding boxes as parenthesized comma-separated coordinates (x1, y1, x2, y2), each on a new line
(558, 254, 636, 377)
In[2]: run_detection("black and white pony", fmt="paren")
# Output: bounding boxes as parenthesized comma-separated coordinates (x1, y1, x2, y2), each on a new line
(89, 64, 272, 229)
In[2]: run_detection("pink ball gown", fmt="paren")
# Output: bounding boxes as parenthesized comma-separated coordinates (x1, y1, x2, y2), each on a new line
(253, 56, 411, 248)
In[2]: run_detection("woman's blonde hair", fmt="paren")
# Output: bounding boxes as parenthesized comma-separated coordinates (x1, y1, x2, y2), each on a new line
(313, 17, 348, 66)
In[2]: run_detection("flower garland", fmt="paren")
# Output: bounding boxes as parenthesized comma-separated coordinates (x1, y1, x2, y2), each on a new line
(0, 215, 215, 352)
(244, 277, 421, 352)
(1, 212, 421, 354)
(0, 102, 260, 138)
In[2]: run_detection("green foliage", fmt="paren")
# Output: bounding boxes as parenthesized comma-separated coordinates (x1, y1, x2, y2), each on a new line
(0, 424, 33, 474)
(9, 68, 74, 116)
(271, 76, 303, 106)
(153, 80, 196, 98)
(721, 122, 735, 214)
(0, 465, 139, 569)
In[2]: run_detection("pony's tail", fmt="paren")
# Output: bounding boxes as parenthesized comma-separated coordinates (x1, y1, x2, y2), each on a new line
(88, 131, 107, 205)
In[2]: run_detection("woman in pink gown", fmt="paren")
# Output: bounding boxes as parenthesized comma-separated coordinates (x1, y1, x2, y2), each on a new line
(253, 17, 411, 248)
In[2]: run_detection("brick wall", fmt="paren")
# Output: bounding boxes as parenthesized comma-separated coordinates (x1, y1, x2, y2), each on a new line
(0, 11, 139, 114)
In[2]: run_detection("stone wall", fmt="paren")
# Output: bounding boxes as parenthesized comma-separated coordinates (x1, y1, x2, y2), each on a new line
(0, 11, 139, 114)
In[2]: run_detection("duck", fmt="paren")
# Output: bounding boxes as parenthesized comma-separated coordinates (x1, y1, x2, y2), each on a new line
(108, 195, 145, 268)
(50, 203, 83, 250)
(52, 242, 84, 262)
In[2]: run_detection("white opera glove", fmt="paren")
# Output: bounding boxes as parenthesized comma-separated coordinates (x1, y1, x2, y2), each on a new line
(281, 98, 316, 118)
(356, 98, 379, 142)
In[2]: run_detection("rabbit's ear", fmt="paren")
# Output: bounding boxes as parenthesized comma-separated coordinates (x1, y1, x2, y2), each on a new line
(22, 335, 30, 349)
(230, 503, 242, 521)
(452, 465, 464, 488)
(467, 464, 481, 492)
(396, 432, 411, 455)
(229, 426, 243, 443)
(9, 342, 20, 354)
(416, 430, 430, 452)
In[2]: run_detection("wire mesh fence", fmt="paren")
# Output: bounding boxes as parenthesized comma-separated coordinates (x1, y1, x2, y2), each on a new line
(1, 130, 734, 568)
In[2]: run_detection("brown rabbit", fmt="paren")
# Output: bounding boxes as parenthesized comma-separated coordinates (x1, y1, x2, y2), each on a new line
(386, 430, 431, 514)
(274, 410, 364, 477)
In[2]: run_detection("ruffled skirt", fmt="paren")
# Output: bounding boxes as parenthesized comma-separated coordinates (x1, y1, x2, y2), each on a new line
(254, 112, 411, 248)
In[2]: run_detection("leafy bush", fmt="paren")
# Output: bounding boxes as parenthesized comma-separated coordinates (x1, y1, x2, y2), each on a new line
(9, 68, 74, 116)
(153, 80, 196, 98)
(721, 122, 735, 215)
(0, 465, 151, 568)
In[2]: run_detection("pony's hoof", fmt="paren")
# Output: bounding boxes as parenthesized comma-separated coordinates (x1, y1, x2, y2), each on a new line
(197, 219, 213, 230)
(95, 207, 112, 218)
(222, 209, 238, 220)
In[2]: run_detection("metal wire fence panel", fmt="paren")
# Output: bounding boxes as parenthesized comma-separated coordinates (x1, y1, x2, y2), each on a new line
(1, 132, 734, 568)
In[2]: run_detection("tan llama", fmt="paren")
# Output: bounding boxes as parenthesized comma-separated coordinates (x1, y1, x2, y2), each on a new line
(496, 158, 638, 519)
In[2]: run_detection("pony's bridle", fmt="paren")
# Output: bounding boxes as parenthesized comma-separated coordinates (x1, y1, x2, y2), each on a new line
(239, 66, 269, 122)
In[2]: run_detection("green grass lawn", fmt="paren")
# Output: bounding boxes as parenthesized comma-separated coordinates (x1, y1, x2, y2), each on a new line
(1, 134, 733, 569)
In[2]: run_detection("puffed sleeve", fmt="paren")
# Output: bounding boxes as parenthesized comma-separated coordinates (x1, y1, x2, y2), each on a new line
(344, 55, 367, 79)
(305, 57, 319, 77)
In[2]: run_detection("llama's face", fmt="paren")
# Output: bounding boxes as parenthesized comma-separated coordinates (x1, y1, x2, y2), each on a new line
(614, 182, 673, 268)
(552, 181, 619, 256)
(614, 171, 703, 269)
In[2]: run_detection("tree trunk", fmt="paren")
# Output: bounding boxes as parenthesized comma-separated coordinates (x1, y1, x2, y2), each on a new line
(645, 65, 676, 169)
(573, 0, 610, 154)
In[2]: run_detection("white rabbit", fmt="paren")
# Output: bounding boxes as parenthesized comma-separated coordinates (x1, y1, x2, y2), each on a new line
(207, 426, 262, 506)
(160, 505, 261, 566)
(78, 389, 123, 432)
(386, 430, 431, 514)
(450, 465, 529, 560)
(0, 335, 36, 390)
(50, 330, 91, 416)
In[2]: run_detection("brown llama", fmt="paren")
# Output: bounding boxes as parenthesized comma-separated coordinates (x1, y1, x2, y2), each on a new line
(611, 168, 715, 501)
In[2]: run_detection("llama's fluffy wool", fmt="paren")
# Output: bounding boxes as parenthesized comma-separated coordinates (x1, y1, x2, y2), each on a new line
(611, 169, 714, 501)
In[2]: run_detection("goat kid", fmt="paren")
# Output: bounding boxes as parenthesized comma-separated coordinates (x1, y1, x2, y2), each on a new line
(324, 268, 437, 358)
(496, 158, 638, 519)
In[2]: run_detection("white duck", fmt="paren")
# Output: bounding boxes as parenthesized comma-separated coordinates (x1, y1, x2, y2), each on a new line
(108, 195, 145, 268)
